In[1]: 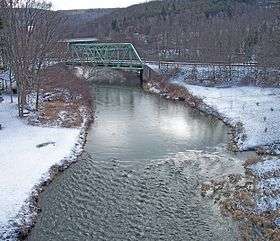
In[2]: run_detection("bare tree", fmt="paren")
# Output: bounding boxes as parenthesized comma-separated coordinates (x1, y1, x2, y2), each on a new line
(0, 0, 66, 117)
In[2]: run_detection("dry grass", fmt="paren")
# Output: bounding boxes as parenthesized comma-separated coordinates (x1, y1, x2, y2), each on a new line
(207, 157, 280, 241)
(199, 153, 280, 240)
(244, 156, 262, 167)
(37, 101, 82, 128)
(28, 64, 94, 128)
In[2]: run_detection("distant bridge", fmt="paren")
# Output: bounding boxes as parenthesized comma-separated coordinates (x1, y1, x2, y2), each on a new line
(68, 42, 144, 72)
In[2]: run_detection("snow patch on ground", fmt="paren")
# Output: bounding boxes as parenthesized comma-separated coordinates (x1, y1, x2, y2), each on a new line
(0, 96, 81, 239)
(149, 86, 161, 94)
(258, 177, 280, 192)
(0, 71, 10, 83)
(0, 71, 16, 91)
(255, 195, 280, 213)
(148, 63, 280, 87)
(171, 81, 280, 150)
(146, 63, 162, 74)
(247, 158, 280, 213)
(249, 159, 280, 178)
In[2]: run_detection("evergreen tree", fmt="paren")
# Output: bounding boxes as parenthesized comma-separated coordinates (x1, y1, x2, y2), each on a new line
(111, 19, 119, 32)
(172, 2, 176, 11)
(161, 6, 167, 21)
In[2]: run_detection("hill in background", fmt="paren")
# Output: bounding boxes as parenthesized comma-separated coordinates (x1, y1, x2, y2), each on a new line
(61, 0, 280, 66)
(59, 8, 114, 38)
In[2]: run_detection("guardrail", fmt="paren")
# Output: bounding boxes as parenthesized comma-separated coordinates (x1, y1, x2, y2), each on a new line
(144, 60, 259, 68)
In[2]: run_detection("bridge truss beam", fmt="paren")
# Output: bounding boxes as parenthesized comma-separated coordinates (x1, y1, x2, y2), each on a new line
(69, 43, 144, 71)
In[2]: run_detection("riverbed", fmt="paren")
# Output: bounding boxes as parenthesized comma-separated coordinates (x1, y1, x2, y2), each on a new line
(27, 84, 251, 241)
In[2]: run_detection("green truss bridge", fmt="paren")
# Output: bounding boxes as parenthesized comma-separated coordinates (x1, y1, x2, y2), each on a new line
(68, 41, 144, 72)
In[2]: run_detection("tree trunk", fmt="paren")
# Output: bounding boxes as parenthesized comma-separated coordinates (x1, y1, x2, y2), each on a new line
(35, 77, 40, 111)
(9, 68, 13, 103)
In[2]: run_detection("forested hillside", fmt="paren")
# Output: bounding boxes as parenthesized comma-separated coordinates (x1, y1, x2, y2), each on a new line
(59, 9, 113, 38)
(67, 0, 279, 66)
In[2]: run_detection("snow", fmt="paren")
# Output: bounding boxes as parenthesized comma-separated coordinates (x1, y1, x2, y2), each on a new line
(148, 64, 280, 215)
(255, 195, 280, 213)
(258, 177, 280, 192)
(0, 71, 16, 92)
(148, 63, 280, 87)
(147, 83, 161, 94)
(0, 71, 10, 83)
(146, 64, 162, 74)
(0, 96, 81, 239)
(247, 159, 280, 213)
(249, 159, 280, 178)
(149, 63, 280, 217)
(170, 65, 260, 87)
(171, 80, 280, 150)
(274, 218, 280, 227)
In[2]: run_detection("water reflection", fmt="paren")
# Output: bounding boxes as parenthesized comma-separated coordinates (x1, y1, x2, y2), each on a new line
(160, 116, 192, 138)
(90, 85, 228, 162)
(28, 85, 245, 241)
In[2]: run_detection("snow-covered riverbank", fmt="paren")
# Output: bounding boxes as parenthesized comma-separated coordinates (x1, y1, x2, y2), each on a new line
(0, 96, 88, 240)
(146, 65, 280, 152)
(172, 82, 280, 151)
(145, 65, 280, 239)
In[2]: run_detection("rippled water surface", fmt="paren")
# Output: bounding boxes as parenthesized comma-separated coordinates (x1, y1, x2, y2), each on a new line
(28, 85, 247, 241)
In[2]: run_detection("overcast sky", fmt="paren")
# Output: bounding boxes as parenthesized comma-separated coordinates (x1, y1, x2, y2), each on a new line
(51, 0, 147, 10)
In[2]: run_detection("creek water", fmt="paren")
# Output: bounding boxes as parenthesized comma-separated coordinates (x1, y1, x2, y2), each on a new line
(28, 84, 249, 241)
